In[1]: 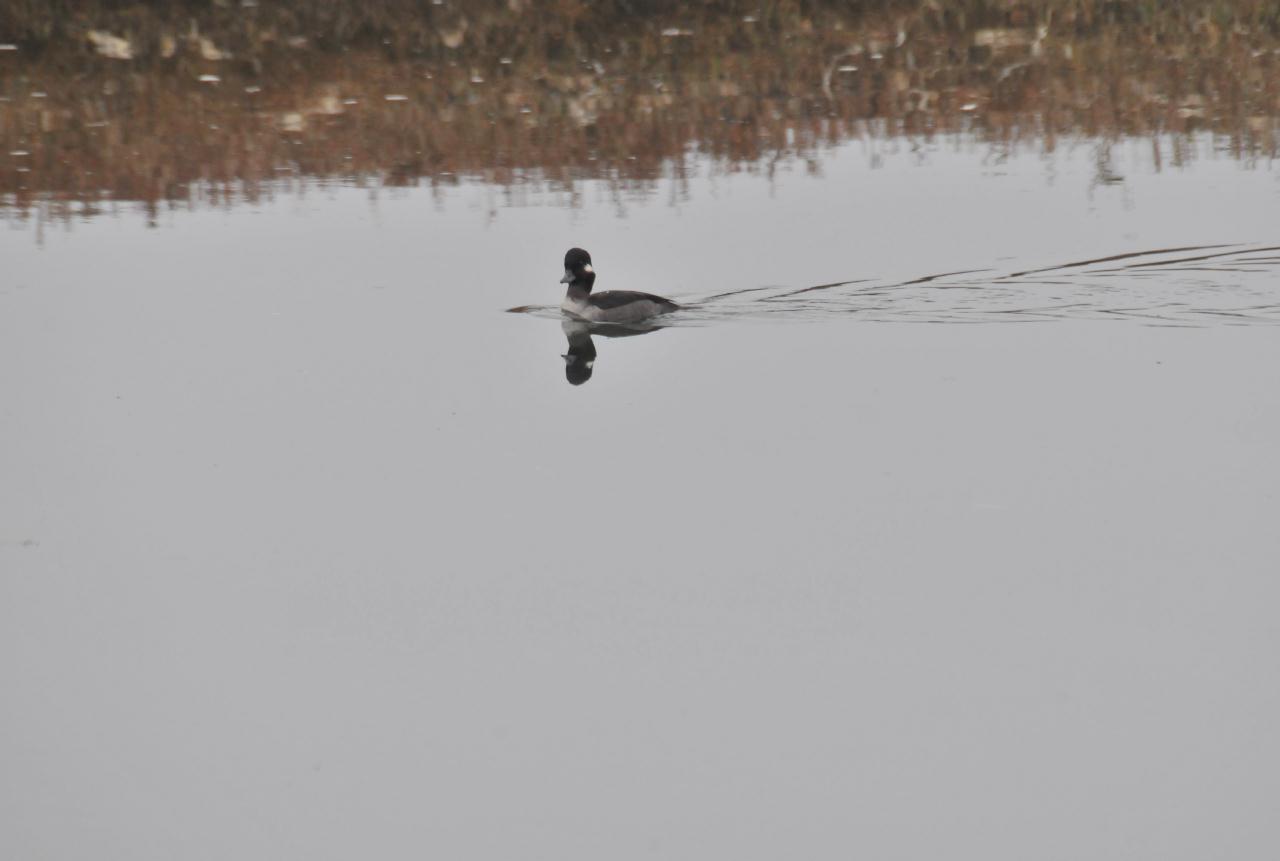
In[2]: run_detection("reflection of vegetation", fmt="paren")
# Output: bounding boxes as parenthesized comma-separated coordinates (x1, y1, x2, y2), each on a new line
(2, 1, 1279, 218)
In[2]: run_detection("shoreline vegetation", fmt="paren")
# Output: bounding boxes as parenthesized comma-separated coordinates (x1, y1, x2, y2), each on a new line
(2, 1, 1279, 219)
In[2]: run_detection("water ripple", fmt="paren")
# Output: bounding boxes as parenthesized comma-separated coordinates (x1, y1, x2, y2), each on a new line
(510, 243, 1280, 327)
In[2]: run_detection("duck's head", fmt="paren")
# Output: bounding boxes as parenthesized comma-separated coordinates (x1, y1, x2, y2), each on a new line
(560, 247, 595, 287)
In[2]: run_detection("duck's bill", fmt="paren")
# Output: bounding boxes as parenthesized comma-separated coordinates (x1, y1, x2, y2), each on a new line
(560, 264, 592, 283)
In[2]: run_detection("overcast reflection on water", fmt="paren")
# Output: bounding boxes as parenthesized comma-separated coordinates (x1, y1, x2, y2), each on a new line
(6, 129, 1280, 860)
(4, 4, 1280, 860)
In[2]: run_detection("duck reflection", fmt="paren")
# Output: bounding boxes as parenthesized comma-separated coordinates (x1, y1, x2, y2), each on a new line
(561, 319, 667, 386)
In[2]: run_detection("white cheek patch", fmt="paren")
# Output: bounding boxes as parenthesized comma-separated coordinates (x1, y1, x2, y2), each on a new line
(582, 264, 593, 273)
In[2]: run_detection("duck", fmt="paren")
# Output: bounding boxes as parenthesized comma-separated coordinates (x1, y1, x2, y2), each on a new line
(560, 247, 679, 324)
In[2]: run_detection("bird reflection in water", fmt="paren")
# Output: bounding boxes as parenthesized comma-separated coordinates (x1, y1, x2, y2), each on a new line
(561, 319, 666, 386)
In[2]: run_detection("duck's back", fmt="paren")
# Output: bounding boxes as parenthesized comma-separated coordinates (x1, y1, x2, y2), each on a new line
(581, 290, 679, 323)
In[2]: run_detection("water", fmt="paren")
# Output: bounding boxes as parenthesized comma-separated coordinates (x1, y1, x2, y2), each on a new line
(5, 6, 1280, 856)
(5, 131, 1279, 859)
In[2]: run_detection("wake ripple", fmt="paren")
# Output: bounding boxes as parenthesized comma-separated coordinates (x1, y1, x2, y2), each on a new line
(510, 243, 1280, 327)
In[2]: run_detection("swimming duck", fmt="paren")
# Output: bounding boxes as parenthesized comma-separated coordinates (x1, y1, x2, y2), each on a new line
(560, 247, 679, 324)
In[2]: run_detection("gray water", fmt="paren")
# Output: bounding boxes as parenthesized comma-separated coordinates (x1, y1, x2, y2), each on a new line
(4, 136, 1280, 859)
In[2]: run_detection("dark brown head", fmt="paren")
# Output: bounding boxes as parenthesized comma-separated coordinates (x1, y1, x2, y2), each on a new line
(560, 247, 596, 290)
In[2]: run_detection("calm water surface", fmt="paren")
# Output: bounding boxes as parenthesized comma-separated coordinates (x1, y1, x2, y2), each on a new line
(4, 133, 1280, 859)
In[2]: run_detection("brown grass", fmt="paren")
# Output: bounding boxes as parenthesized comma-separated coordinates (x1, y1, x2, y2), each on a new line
(2, 1, 1278, 218)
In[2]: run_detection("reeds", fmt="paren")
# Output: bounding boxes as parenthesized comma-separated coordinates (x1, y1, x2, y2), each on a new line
(2, 1, 1277, 218)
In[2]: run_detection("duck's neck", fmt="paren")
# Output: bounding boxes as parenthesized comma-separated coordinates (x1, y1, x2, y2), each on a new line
(565, 274, 595, 301)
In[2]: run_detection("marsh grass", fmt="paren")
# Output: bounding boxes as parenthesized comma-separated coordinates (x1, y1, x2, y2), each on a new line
(2, 1, 1278, 219)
